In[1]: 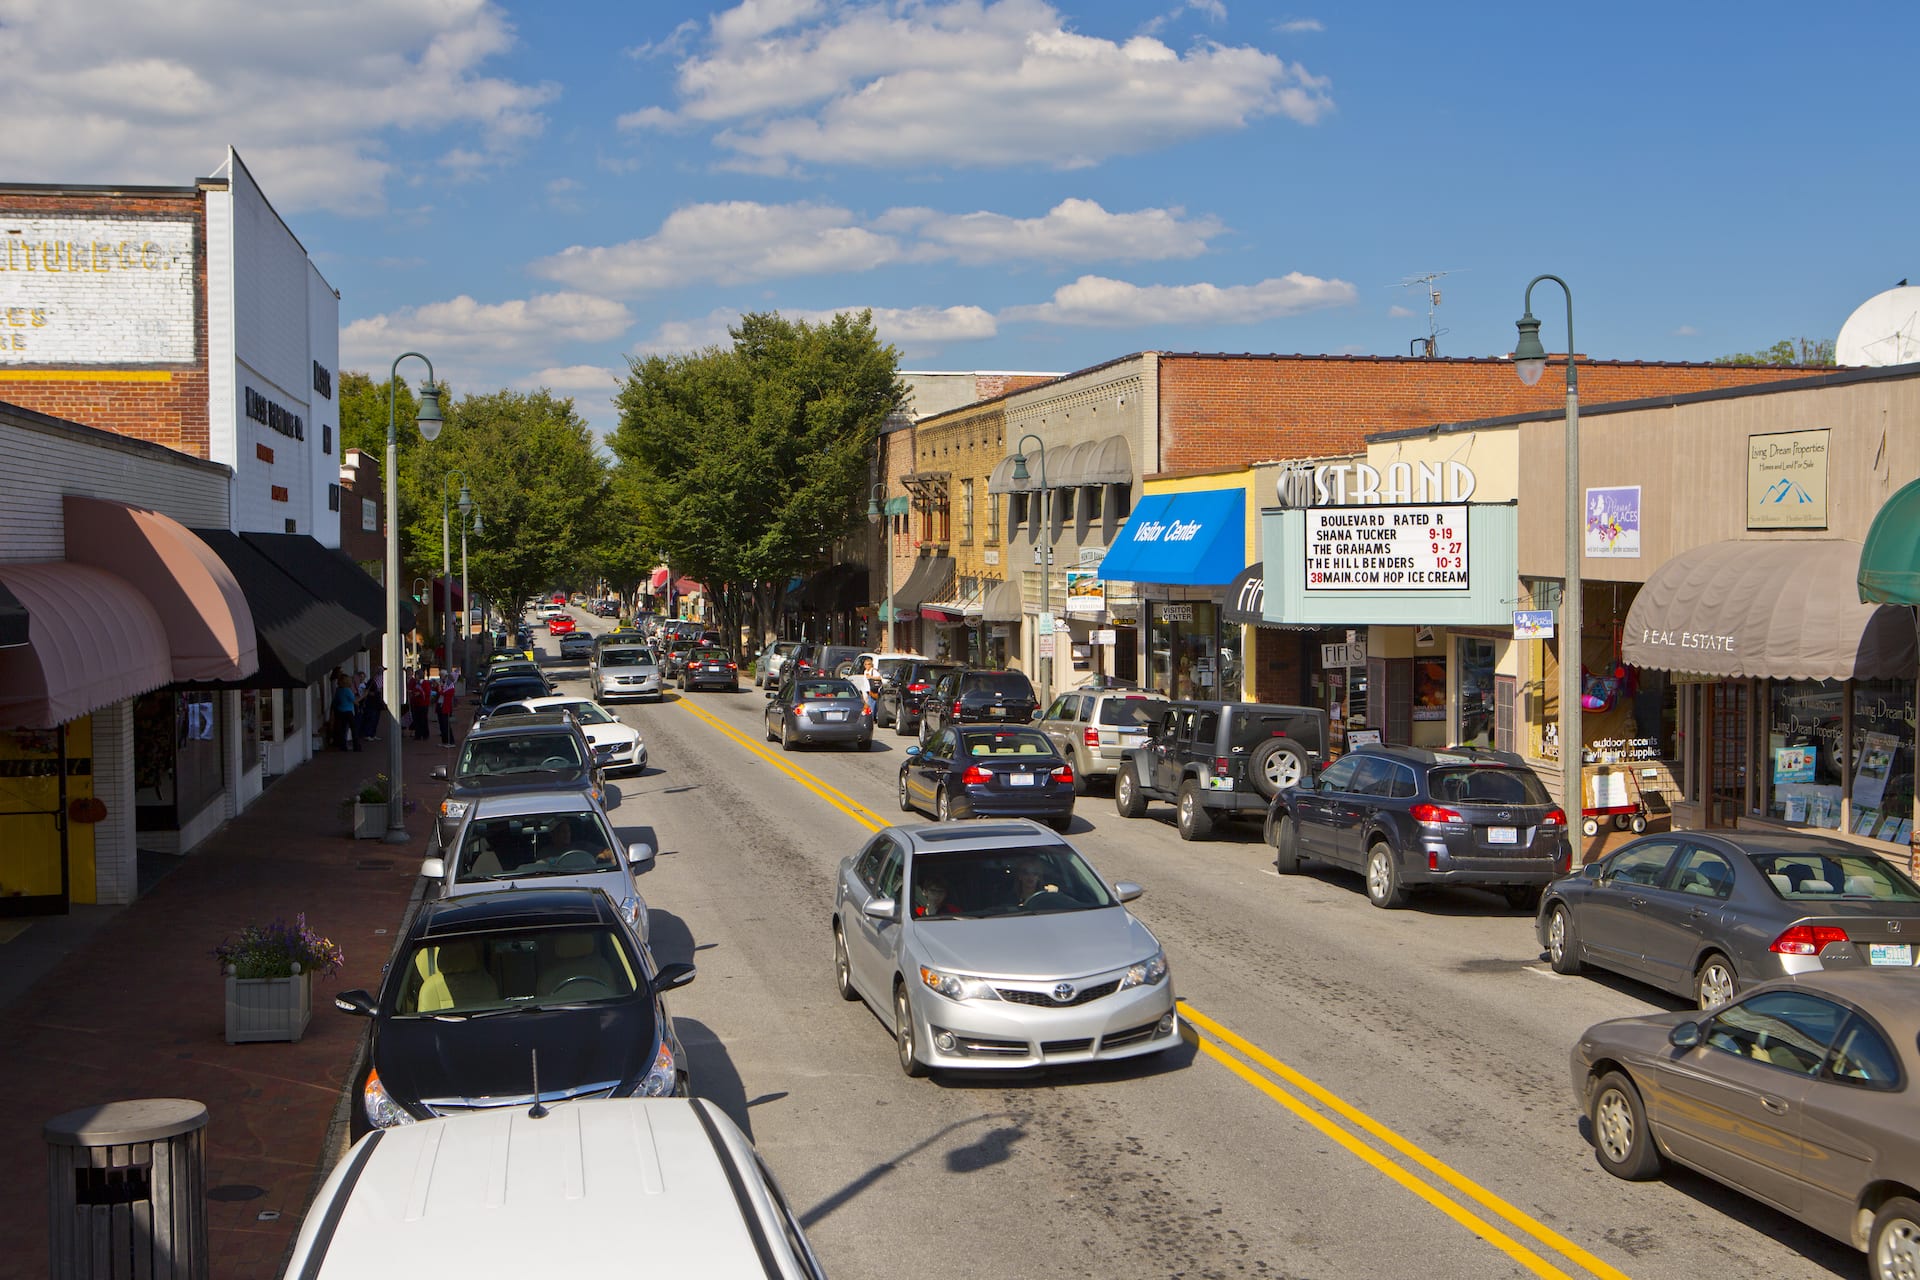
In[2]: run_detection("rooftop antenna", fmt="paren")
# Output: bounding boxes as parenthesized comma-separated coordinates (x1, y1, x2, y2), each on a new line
(1396, 270, 1457, 357)
(528, 1049, 548, 1119)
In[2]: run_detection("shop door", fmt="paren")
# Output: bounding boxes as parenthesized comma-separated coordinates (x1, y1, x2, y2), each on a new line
(0, 723, 73, 916)
(1367, 657, 1413, 746)
(1706, 682, 1749, 829)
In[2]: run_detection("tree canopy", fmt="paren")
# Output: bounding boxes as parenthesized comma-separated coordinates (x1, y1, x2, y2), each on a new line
(1714, 337, 1836, 367)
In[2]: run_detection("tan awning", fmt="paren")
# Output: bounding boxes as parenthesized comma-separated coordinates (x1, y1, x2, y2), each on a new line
(988, 434, 1134, 494)
(0, 562, 173, 728)
(64, 496, 258, 683)
(1623, 539, 1916, 681)
(982, 577, 1024, 623)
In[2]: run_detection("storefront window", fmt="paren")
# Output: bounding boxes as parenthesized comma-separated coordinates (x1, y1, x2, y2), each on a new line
(1849, 678, 1916, 843)
(241, 690, 260, 766)
(134, 691, 225, 831)
(1148, 601, 1222, 700)
(1457, 639, 1496, 748)
(1766, 680, 1846, 829)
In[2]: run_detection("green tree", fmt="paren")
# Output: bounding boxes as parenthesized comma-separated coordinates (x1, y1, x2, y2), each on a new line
(337, 370, 424, 458)
(1714, 337, 1836, 367)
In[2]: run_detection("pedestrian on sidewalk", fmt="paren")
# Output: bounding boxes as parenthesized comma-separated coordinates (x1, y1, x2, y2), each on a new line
(330, 673, 360, 752)
(410, 669, 431, 741)
(358, 665, 384, 742)
(436, 674, 457, 744)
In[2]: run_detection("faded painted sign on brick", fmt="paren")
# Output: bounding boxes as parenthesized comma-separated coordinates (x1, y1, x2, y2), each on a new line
(0, 217, 196, 363)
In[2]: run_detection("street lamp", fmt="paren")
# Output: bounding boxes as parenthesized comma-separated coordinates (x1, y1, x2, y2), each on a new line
(1514, 275, 1582, 848)
(461, 508, 482, 680)
(868, 481, 893, 650)
(1010, 434, 1050, 701)
(384, 353, 443, 843)
(442, 470, 471, 689)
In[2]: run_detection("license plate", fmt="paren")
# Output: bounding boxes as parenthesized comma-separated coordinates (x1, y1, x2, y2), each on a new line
(1008, 773, 1035, 787)
(1204, 776, 1233, 791)
(823, 710, 847, 722)
(1869, 943, 1913, 967)
(1487, 826, 1518, 845)
(988, 706, 1005, 716)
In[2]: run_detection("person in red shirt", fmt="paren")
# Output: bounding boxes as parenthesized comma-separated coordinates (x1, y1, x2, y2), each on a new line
(409, 670, 431, 741)
(436, 674, 457, 744)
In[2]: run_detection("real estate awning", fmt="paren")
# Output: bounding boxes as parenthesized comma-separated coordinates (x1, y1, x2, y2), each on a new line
(0, 562, 173, 728)
(1624, 538, 1916, 681)
(982, 577, 1024, 623)
(62, 496, 258, 683)
(987, 434, 1133, 494)
(1222, 562, 1266, 626)
(1859, 475, 1920, 604)
(193, 530, 370, 688)
(1096, 489, 1246, 586)
(891, 556, 955, 618)
(242, 531, 411, 636)
(0, 580, 27, 649)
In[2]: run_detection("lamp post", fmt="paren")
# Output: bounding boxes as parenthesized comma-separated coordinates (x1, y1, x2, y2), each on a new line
(1010, 434, 1050, 702)
(441, 471, 471, 685)
(461, 508, 481, 682)
(1513, 275, 1582, 849)
(867, 482, 892, 650)
(384, 353, 443, 843)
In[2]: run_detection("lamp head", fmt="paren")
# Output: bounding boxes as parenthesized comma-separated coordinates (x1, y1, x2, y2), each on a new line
(458, 484, 473, 516)
(1011, 453, 1030, 482)
(416, 384, 445, 442)
(1513, 311, 1548, 387)
(867, 496, 881, 524)
(471, 512, 483, 535)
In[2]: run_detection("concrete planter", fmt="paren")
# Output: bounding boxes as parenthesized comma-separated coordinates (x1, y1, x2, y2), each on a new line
(224, 971, 312, 1043)
(351, 801, 388, 840)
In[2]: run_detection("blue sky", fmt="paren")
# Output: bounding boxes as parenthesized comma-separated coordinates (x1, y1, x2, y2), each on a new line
(5, 1, 1914, 435)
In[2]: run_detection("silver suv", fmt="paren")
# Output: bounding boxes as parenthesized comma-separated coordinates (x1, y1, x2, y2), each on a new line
(1036, 687, 1169, 793)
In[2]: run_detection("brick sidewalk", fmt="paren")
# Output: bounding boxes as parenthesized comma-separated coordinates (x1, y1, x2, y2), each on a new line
(0, 730, 452, 1280)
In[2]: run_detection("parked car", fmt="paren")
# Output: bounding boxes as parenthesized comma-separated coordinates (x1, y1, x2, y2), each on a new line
(1571, 970, 1920, 1276)
(547, 614, 577, 636)
(284, 1097, 827, 1280)
(1539, 830, 1920, 1010)
(766, 674, 871, 750)
(474, 675, 553, 723)
(1036, 687, 1169, 794)
(682, 646, 740, 692)
(875, 659, 963, 738)
(334, 888, 694, 1139)
(899, 725, 1074, 830)
(832, 820, 1177, 1076)
(1114, 699, 1328, 841)
(421, 790, 653, 940)
(1266, 744, 1568, 909)
(429, 712, 604, 851)
(918, 669, 1040, 744)
(593, 643, 663, 703)
(754, 640, 803, 689)
(787, 643, 863, 681)
(557, 631, 595, 660)
(485, 694, 646, 773)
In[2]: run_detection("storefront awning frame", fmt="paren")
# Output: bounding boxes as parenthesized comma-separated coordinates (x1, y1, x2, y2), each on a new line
(891, 555, 955, 616)
(0, 562, 174, 729)
(987, 434, 1133, 494)
(1097, 488, 1246, 587)
(243, 531, 411, 637)
(1859, 475, 1920, 605)
(192, 530, 371, 689)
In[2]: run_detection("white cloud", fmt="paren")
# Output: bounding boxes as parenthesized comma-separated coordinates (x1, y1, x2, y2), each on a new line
(1388, 304, 1414, 318)
(515, 364, 626, 395)
(634, 303, 995, 358)
(630, 0, 1332, 172)
(1003, 272, 1355, 327)
(340, 291, 633, 396)
(905, 198, 1222, 263)
(0, 0, 554, 215)
(1279, 18, 1324, 33)
(1672, 324, 1700, 337)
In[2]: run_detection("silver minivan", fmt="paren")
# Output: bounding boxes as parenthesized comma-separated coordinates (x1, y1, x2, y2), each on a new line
(594, 643, 662, 702)
(1036, 687, 1169, 793)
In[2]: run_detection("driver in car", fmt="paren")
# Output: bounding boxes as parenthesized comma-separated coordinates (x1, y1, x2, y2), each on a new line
(544, 816, 615, 868)
(1009, 856, 1059, 906)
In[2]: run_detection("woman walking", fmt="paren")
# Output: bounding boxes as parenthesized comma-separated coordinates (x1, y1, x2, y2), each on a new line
(410, 669, 431, 741)
(436, 674, 457, 744)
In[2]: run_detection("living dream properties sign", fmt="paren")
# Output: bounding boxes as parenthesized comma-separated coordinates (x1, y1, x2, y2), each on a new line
(1304, 505, 1469, 592)
(1747, 429, 1829, 530)
(0, 217, 196, 363)
(1585, 486, 1640, 559)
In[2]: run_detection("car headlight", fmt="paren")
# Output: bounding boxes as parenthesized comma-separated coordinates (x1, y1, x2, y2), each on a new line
(362, 1068, 417, 1129)
(919, 965, 999, 1001)
(638, 1040, 677, 1097)
(440, 799, 469, 820)
(1118, 950, 1169, 991)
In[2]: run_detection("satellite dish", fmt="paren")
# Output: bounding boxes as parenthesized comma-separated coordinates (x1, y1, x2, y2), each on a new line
(1836, 286, 1920, 367)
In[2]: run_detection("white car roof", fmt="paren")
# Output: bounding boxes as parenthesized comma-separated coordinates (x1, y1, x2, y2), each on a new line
(287, 1099, 807, 1278)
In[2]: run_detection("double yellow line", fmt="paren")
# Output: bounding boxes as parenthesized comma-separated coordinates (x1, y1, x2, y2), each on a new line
(671, 694, 1629, 1280)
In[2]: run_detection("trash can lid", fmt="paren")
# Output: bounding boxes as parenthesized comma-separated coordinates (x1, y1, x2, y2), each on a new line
(45, 1098, 208, 1147)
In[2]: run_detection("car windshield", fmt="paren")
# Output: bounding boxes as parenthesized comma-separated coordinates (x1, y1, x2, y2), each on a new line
(392, 925, 638, 1016)
(600, 649, 650, 667)
(456, 733, 584, 778)
(907, 847, 1114, 919)
(960, 729, 1055, 757)
(455, 809, 617, 882)
(1097, 695, 1168, 727)
(554, 701, 616, 725)
(1752, 851, 1920, 901)
(482, 680, 546, 707)
(796, 679, 859, 701)
(1428, 766, 1552, 806)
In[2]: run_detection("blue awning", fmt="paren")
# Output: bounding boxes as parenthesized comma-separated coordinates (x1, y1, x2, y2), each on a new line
(1097, 489, 1246, 586)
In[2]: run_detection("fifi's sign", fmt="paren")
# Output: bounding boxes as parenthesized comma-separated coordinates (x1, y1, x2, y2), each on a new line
(1281, 460, 1478, 507)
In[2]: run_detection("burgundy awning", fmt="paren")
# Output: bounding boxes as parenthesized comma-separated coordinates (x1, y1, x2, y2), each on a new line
(0, 562, 173, 728)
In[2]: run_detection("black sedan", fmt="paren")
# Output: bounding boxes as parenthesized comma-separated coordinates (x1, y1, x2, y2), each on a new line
(681, 646, 739, 692)
(334, 888, 694, 1139)
(765, 676, 871, 750)
(899, 724, 1075, 830)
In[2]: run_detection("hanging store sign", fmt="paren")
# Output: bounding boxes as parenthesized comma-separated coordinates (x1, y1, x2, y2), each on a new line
(1585, 487, 1640, 558)
(1064, 571, 1105, 614)
(0, 217, 196, 362)
(1512, 609, 1555, 639)
(1305, 505, 1469, 592)
(1321, 641, 1367, 667)
(1746, 429, 1829, 529)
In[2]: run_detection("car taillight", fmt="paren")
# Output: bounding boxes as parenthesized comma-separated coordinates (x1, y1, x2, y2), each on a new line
(952, 700, 964, 717)
(1411, 803, 1464, 825)
(792, 705, 807, 717)
(1053, 764, 1074, 785)
(1541, 808, 1568, 826)
(1771, 925, 1851, 955)
(961, 765, 993, 785)
(909, 682, 928, 693)
(1084, 728, 1099, 747)
(1215, 757, 1230, 775)
(725, 663, 736, 670)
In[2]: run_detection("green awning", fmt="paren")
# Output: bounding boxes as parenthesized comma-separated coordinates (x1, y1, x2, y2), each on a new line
(1859, 476, 1920, 604)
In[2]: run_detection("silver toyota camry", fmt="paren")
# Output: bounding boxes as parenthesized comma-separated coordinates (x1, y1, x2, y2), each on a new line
(832, 820, 1178, 1076)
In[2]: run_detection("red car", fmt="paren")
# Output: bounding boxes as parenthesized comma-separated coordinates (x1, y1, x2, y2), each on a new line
(547, 615, 576, 635)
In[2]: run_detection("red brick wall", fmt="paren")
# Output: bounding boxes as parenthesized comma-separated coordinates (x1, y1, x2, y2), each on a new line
(0, 188, 211, 459)
(1157, 355, 1830, 472)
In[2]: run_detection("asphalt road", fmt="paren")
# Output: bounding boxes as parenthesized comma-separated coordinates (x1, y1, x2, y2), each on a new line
(530, 615, 1859, 1280)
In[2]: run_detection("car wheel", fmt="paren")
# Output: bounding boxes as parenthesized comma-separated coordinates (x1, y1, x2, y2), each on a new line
(1248, 739, 1307, 800)
(1271, 813, 1302, 873)
(1364, 842, 1407, 908)
(896, 712, 916, 739)
(1871, 1197, 1920, 1280)
(1176, 780, 1214, 841)
(1589, 1071, 1662, 1180)
(1694, 953, 1738, 1012)
(1049, 815, 1073, 833)
(919, 718, 933, 746)
(1115, 765, 1147, 819)
(781, 720, 797, 752)
(1503, 885, 1542, 912)
(894, 982, 927, 1078)
(833, 925, 859, 1002)
(898, 770, 914, 813)
(936, 787, 953, 823)
(1071, 764, 1087, 797)
(854, 735, 872, 752)
(764, 714, 777, 743)
(1546, 904, 1584, 974)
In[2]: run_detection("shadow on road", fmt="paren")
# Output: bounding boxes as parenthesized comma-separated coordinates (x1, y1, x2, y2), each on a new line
(798, 1112, 1032, 1229)
(678, 1015, 755, 1138)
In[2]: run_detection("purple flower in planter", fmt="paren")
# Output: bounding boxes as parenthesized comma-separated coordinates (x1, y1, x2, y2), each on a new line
(214, 913, 345, 980)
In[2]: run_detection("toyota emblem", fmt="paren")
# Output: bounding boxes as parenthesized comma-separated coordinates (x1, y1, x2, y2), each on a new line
(1052, 982, 1077, 1003)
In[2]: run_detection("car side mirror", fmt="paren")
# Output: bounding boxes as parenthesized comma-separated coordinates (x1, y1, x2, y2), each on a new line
(655, 962, 697, 992)
(1582, 863, 1605, 882)
(905, 745, 921, 757)
(626, 841, 654, 866)
(430, 766, 449, 780)
(765, 690, 777, 700)
(1668, 1020, 1703, 1049)
(863, 897, 898, 922)
(334, 989, 377, 1017)
(419, 857, 445, 880)
(1113, 881, 1144, 903)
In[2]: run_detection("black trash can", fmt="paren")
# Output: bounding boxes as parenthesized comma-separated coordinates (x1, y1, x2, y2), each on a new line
(45, 1099, 207, 1280)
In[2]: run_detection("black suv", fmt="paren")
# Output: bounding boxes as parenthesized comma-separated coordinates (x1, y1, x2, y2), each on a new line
(787, 643, 863, 679)
(876, 659, 963, 736)
(681, 646, 739, 691)
(1114, 700, 1328, 841)
(918, 669, 1040, 743)
(429, 712, 606, 851)
(1265, 745, 1568, 910)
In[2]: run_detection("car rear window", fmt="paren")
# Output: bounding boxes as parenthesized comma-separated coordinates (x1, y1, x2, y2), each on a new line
(1428, 766, 1552, 806)
(964, 673, 1035, 697)
(820, 646, 862, 670)
(796, 679, 859, 700)
(1097, 695, 1168, 727)
(960, 729, 1054, 756)
(691, 648, 731, 662)
(482, 679, 547, 706)
(1227, 710, 1314, 749)
(1752, 852, 1920, 902)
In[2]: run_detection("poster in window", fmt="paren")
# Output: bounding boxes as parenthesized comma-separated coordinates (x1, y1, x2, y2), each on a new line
(1772, 745, 1816, 784)
(1411, 659, 1446, 721)
(1854, 731, 1899, 812)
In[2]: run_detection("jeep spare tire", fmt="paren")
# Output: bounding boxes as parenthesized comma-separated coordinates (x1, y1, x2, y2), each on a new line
(1249, 739, 1307, 800)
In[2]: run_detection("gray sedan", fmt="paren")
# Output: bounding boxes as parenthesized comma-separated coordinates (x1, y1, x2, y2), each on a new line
(831, 820, 1179, 1076)
(1572, 970, 1920, 1278)
(1539, 830, 1920, 1010)
(765, 676, 871, 750)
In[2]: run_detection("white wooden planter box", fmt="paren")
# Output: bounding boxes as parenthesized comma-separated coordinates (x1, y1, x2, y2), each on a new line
(352, 801, 388, 840)
(225, 972, 313, 1044)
